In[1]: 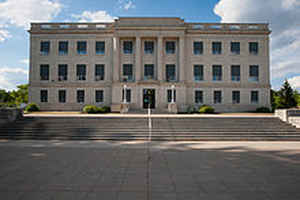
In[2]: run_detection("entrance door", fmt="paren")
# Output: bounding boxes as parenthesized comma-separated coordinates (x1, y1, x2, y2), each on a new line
(143, 89, 155, 109)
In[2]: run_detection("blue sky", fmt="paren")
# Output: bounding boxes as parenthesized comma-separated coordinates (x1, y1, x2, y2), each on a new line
(0, 0, 299, 91)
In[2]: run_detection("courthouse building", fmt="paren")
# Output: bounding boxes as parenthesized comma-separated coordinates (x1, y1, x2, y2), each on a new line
(28, 17, 271, 112)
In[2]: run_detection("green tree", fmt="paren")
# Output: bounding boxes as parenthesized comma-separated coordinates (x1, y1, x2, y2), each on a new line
(277, 80, 297, 108)
(10, 84, 28, 105)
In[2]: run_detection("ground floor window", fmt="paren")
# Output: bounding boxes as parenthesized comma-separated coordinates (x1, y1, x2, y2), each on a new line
(40, 90, 48, 102)
(167, 89, 176, 103)
(58, 90, 66, 103)
(77, 90, 85, 103)
(95, 90, 104, 103)
(214, 91, 222, 104)
(232, 91, 240, 104)
(195, 90, 203, 104)
(122, 89, 131, 103)
(251, 91, 259, 103)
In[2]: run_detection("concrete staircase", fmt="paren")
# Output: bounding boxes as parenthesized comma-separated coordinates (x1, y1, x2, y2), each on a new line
(1, 116, 300, 141)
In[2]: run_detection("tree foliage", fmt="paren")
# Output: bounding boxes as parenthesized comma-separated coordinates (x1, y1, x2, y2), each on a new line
(272, 80, 299, 110)
(0, 84, 28, 107)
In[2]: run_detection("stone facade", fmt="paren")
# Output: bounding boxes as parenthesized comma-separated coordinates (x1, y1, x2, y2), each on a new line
(28, 17, 271, 112)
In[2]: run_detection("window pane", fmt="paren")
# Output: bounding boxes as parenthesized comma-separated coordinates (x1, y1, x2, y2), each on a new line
(122, 89, 131, 102)
(123, 64, 133, 81)
(249, 42, 258, 54)
(249, 65, 259, 81)
(166, 41, 175, 54)
(40, 90, 48, 102)
(123, 41, 133, 54)
(251, 91, 259, 103)
(58, 41, 68, 55)
(194, 65, 204, 81)
(195, 91, 203, 103)
(167, 89, 176, 103)
(144, 41, 154, 54)
(76, 65, 86, 80)
(95, 64, 105, 81)
(212, 42, 222, 54)
(96, 41, 105, 54)
(232, 91, 240, 104)
(166, 65, 176, 81)
(40, 41, 50, 55)
(77, 90, 85, 103)
(231, 42, 240, 54)
(193, 42, 203, 55)
(40, 65, 49, 80)
(212, 65, 222, 81)
(144, 64, 154, 79)
(214, 91, 222, 104)
(231, 65, 240, 81)
(77, 41, 87, 55)
(58, 64, 68, 81)
(59, 90, 66, 103)
(95, 90, 104, 103)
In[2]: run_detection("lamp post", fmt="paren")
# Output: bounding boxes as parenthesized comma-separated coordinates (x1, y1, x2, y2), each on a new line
(123, 84, 127, 103)
(171, 85, 175, 103)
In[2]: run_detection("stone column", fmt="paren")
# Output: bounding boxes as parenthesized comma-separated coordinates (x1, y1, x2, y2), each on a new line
(135, 37, 141, 81)
(113, 37, 120, 82)
(179, 36, 185, 81)
(157, 36, 163, 81)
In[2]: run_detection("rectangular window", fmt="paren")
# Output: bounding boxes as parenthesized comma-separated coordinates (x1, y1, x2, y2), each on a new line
(214, 91, 222, 104)
(231, 65, 240, 81)
(167, 89, 176, 103)
(166, 41, 175, 54)
(249, 65, 259, 82)
(40, 41, 50, 55)
(166, 64, 176, 81)
(144, 64, 154, 80)
(96, 41, 105, 55)
(77, 90, 85, 103)
(123, 41, 133, 54)
(194, 65, 204, 81)
(40, 64, 49, 80)
(95, 64, 105, 81)
(144, 41, 154, 54)
(195, 90, 203, 104)
(193, 41, 203, 55)
(58, 90, 66, 103)
(58, 64, 68, 81)
(95, 90, 104, 103)
(212, 42, 222, 55)
(40, 90, 48, 103)
(231, 42, 240, 54)
(212, 65, 222, 81)
(249, 42, 258, 55)
(251, 91, 259, 103)
(123, 64, 133, 81)
(76, 64, 86, 80)
(232, 91, 240, 104)
(77, 41, 87, 55)
(58, 41, 68, 55)
(122, 89, 131, 103)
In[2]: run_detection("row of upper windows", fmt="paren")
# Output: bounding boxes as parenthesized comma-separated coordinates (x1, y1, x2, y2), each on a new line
(39, 64, 259, 82)
(39, 89, 259, 104)
(39, 40, 260, 56)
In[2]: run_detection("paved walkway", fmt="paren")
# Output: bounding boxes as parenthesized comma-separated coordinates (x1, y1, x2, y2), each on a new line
(1, 140, 300, 200)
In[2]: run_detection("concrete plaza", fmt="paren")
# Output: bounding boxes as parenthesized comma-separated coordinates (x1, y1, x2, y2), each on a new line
(1, 140, 300, 200)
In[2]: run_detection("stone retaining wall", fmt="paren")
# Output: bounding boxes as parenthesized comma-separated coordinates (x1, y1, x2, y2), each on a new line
(275, 109, 300, 128)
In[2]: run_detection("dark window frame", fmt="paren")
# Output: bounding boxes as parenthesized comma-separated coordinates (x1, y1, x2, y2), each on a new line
(122, 64, 134, 81)
(77, 90, 85, 103)
(95, 64, 105, 81)
(40, 64, 49, 81)
(77, 41, 87, 55)
(123, 41, 133, 54)
(40, 41, 50, 55)
(58, 64, 68, 81)
(166, 64, 176, 82)
(212, 65, 222, 81)
(214, 91, 222, 104)
(167, 89, 176, 103)
(122, 89, 131, 103)
(212, 42, 222, 55)
(166, 41, 176, 54)
(40, 90, 48, 103)
(144, 64, 154, 80)
(232, 91, 240, 104)
(195, 90, 203, 104)
(76, 64, 86, 81)
(249, 65, 259, 82)
(58, 90, 66, 103)
(194, 65, 204, 81)
(231, 65, 240, 82)
(95, 90, 104, 103)
(96, 41, 105, 55)
(231, 42, 240, 54)
(58, 41, 68, 55)
(251, 91, 259, 103)
(193, 41, 203, 55)
(249, 42, 259, 55)
(144, 41, 154, 54)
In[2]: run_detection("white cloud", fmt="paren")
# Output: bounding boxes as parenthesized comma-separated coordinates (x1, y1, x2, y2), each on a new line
(0, 67, 28, 91)
(288, 76, 300, 89)
(0, 28, 11, 42)
(118, 0, 136, 11)
(71, 11, 115, 22)
(214, 0, 300, 89)
(20, 59, 29, 65)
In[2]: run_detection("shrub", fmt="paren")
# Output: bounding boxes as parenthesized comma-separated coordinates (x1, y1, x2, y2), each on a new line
(25, 103, 40, 112)
(198, 105, 215, 114)
(83, 105, 111, 114)
(83, 105, 100, 114)
(255, 107, 271, 113)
